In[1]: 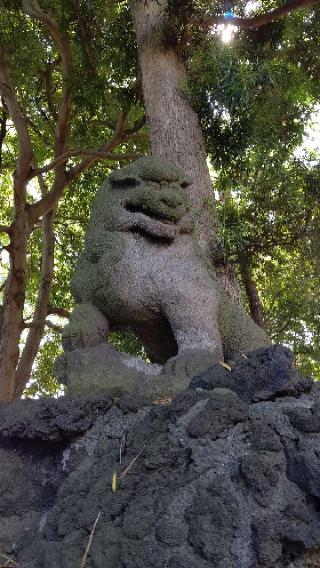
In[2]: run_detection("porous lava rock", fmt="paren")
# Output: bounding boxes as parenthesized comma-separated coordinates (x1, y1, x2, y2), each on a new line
(1, 345, 320, 568)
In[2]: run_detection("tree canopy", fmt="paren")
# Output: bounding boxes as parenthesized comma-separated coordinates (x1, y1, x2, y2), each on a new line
(0, 0, 320, 398)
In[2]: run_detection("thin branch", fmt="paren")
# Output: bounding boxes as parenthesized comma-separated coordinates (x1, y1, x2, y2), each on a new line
(124, 115, 146, 136)
(0, 100, 7, 169)
(0, 47, 34, 181)
(68, 110, 128, 181)
(89, 115, 146, 137)
(89, 119, 118, 129)
(22, 0, 72, 154)
(28, 110, 129, 223)
(19, 1, 74, 233)
(44, 60, 59, 121)
(45, 319, 63, 333)
(31, 148, 143, 177)
(88, 151, 142, 161)
(26, 117, 50, 145)
(0, 225, 11, 234)
(263, 288, 283, 317)
(203, 0, 320, 30)
(273, 316, 293, 336)
(68, 0, 97, 73)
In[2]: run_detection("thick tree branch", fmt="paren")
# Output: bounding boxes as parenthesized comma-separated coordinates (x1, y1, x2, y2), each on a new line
(0, 48, 34, 181)
(15, 173, 55, 398)
(0, 49, 34, 400)
(23, 319, 63, 333)
(203, 0, 320, 30)
(23, 304, 70, 330)
(47, 305, 70, 319)
(239, 258, 266, 329)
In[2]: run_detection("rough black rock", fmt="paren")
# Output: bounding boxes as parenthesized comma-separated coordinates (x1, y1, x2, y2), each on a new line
(1, 345, 320, 568)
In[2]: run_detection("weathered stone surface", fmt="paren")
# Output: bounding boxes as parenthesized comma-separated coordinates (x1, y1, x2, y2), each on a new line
(0, 396, 113, 441)
(186, 388, 248, 439)
(1, 346, 320, 568)
(190, 344, 311, 402)
(55, 157, 270, 397)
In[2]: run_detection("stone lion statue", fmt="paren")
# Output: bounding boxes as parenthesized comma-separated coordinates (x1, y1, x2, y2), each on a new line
(54, 157, 270, 397)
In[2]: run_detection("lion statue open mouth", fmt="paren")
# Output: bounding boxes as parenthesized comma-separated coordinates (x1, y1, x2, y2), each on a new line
(54, 157, 270, 397)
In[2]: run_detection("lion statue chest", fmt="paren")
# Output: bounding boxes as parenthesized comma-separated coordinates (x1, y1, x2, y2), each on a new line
(94, 230, 213, 327)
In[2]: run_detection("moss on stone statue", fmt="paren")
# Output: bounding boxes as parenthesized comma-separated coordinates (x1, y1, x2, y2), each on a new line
(110, 156, 192, 186)
(55, 156, 271, 398)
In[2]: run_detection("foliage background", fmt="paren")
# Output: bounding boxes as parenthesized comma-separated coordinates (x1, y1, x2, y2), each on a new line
(0, 0, 320, 395)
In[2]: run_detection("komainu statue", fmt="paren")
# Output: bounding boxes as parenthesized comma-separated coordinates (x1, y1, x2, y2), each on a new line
(54, 157, 270, 397)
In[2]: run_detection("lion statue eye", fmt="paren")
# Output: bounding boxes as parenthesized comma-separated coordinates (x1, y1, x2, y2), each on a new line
(114, 177, 139, 188)
(110, 171, 141, 188)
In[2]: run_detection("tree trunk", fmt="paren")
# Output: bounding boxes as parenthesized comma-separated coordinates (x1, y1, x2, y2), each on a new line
(216, 262, 244, 306)
(129, 0, 244, 304)
(14, 209, 55, 398)
(0, 181, 29, 401)
(0, 105, 7, 169)
(240, 261, 266, 330)
(129, 0, 217, 256)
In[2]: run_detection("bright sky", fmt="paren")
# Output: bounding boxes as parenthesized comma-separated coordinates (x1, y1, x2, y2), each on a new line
(304, 106, 320, 153)
(245, 0, 260, 15)
(295, 105, 320, 162)
(214, 0, 261, 43)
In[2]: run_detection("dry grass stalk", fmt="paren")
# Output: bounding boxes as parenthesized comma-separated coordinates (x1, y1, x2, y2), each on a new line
(219, 361, 232, 371)
(79, 511, 102, 568)
(112, 471, 118, 492)
(119, 433, 126, 465)
(118, 446, 145, 481)
(0, 549, 20, 567)
(152, 396, 172, 405)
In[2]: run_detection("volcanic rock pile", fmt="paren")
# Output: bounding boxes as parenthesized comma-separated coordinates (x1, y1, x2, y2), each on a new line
(1, 345, 320, 568)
